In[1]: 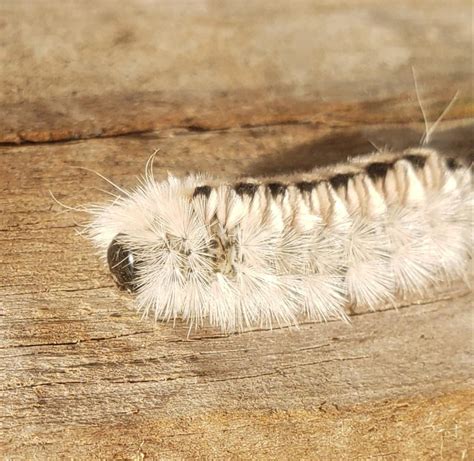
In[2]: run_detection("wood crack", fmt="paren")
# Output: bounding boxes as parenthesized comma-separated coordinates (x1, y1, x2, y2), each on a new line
(0, 330, 154, 350)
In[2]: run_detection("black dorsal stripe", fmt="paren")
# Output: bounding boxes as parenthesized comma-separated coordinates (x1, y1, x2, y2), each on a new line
(403, 154, 427, 169)
(446, 157, 461, 171)
(267, 182, 287, 197)
(234, 182, 259, 197)
(365, 162, 393, 180)
(329, 173, 354, 190)
(193, 185, 212, 198)
(296, 180, 318, 193)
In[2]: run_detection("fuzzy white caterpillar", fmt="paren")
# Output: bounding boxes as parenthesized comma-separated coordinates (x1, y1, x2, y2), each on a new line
(87, 148, 472, 332)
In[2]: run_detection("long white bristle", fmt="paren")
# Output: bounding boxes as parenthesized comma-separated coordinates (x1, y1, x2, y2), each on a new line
(87, 148, 472, 332)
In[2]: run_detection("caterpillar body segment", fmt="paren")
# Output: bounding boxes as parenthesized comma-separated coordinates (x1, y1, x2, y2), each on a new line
(88, 149, 472, 331)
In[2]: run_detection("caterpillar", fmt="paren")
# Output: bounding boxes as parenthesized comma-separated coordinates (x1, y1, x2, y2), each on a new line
(87, 148, 472, 332)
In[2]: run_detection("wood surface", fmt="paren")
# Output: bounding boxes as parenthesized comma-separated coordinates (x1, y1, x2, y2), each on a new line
(1, 1, 473, 459)
(1, 0, 473, 144)
(2, 120, 473, 460)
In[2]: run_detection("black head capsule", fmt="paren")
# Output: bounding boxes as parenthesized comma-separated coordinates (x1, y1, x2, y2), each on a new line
(107, 235, 137, 293)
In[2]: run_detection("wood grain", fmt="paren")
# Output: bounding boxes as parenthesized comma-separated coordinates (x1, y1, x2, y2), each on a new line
(1, 0, 473, 458)
(1, 120, 473, 459)
(1, 0, 472, 144)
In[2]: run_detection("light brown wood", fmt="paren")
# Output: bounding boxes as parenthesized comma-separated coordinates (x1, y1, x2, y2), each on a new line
(1, 0, 472, 144)
(1, 120, 473, 459)
(1, 0, 473, 459)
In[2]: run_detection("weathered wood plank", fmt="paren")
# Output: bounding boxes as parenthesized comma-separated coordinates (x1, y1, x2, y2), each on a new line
(1, 0, 472, 143)
(1, 0, 472, 457)
(1, 120, 472, 458)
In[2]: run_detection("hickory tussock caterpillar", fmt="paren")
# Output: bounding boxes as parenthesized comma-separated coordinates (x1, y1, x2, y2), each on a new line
(87, 148, 472, 332)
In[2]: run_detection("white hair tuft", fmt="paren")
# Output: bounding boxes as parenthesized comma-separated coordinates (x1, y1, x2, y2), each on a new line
(87, 149, 472, 332)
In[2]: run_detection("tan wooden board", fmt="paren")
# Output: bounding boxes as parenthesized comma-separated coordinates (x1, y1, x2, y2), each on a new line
(1, 0, 472, 143)
(1, 0, 473, 458)
(1, 120, 473, 459)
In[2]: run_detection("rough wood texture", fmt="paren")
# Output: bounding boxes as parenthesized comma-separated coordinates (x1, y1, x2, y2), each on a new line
(1, 0, 472, 143)
(1, 120, 473, 459)
(1, 0, 473, 459)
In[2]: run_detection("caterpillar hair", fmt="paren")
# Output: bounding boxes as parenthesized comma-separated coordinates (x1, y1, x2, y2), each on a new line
(87, 148, 472, 332)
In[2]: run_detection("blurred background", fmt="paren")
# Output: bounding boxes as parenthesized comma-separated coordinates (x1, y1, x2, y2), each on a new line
(1, 2, 473, 459)
(1, 0, 472, 145)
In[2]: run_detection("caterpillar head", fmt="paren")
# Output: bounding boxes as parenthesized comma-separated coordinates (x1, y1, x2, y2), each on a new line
(107, 234, 137, 293)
